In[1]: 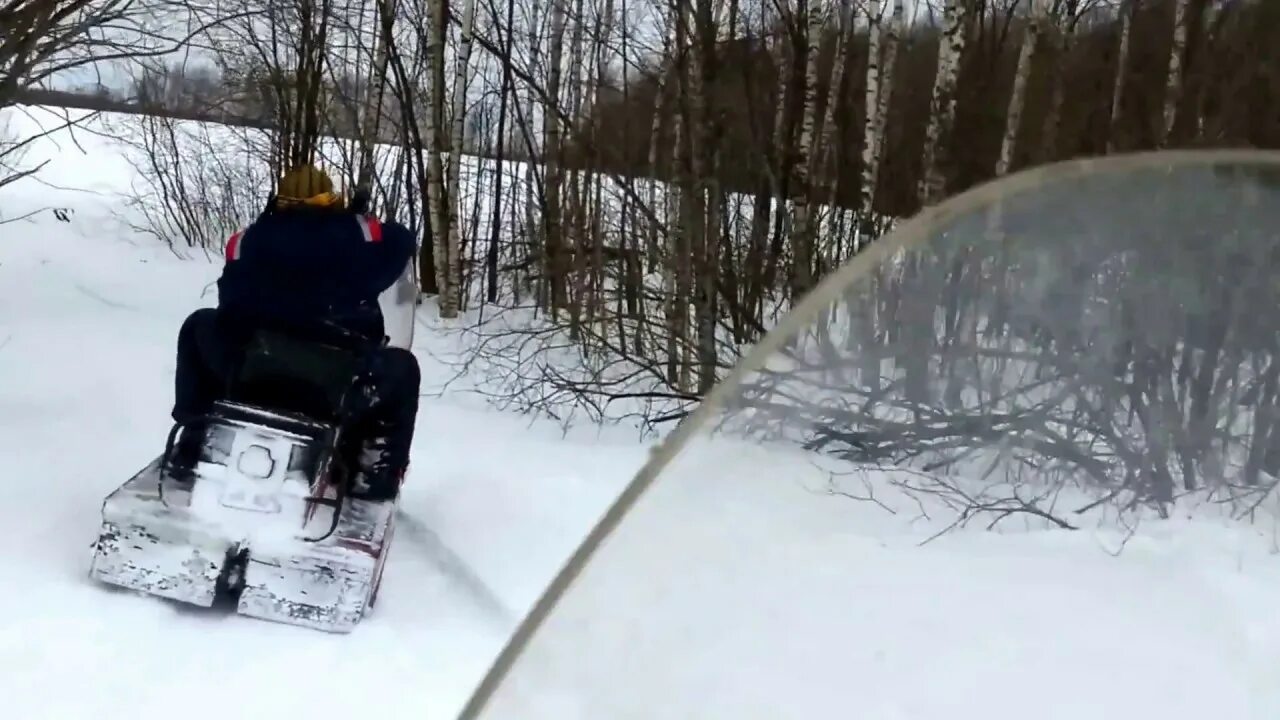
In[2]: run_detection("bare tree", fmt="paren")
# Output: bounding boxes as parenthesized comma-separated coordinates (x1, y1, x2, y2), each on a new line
(440, 0, 480, 317)
(918, 0, 970, 206)
(1159, 0, 1191, 147)
(541, 0, 569, 311)
(355, 5, 392, 190)
(859, 0, 901, 240)
(1106, 0, 1135, 153)
(995, 0, 1044, 177)
(785, 0, 826, 297)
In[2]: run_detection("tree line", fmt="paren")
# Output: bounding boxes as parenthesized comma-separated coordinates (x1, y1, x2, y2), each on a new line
(4, 0, 1278, 436)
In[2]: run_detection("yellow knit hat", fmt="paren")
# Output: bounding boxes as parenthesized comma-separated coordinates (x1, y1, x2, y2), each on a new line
(276, 164, 343, 207)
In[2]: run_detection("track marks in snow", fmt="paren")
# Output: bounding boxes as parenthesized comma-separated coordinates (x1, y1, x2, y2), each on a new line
(394, 508, 517, 626)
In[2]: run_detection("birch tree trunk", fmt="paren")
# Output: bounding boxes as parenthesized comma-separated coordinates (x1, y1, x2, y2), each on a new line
(646, 9, 676, 273)
(587, 0, 615, 335)
(857, 0, 883, 231)
(522, 0, 542, 302)
(726, 0, 772, 342)
(376, 0, 435, 291)
(812, 0, 852, 260)
(859, 0, 901, 241)
(817, 0, 853, 182)
(667, 0, 692, 391)
(1160, 0, 1191, 146)
(424, 0, 449, 314)
(690, 0, 720, 393)
(542, 0, 568, 311)
(907, 0, 968, 406)
(617, 0, 646, 356)
(995, 0, 1043, 177)
(664, 101, 683, 387)
(1107, 0, 1136, 153)
(918, 0, 968, 207)
(1190, 0, 1224, 142)
(1039, 4, 1078, 162)
(760, 0, 794, 299)
(786, 0, 826, 298)
(564, 0, 588, 335)
(485, 0, 516, 303)
(355, 9, 391, 191)
(438, 0, 477, 318)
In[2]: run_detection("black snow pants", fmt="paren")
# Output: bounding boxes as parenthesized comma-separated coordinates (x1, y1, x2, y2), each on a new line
(172, 307, 420, 476)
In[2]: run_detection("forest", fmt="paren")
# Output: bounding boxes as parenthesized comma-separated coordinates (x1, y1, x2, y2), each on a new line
(4, 0, 1279, 514)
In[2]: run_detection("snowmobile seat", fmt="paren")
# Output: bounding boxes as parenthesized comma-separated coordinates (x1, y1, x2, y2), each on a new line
(226, 329, 364, 424)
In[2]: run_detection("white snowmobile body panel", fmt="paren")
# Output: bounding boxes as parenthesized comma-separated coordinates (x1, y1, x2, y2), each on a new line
(89, 401, 396, 633)
(90, 460, 231, 607)
(237, 499, 395, 633)
(378, 255, 418, 350)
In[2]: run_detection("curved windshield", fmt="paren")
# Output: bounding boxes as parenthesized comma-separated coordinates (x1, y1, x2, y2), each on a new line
(461, 153, 1280, 720)
(380, 260, 419, 349)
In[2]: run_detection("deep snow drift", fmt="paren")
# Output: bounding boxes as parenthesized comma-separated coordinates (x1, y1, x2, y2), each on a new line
(4, 106, 1280, 720)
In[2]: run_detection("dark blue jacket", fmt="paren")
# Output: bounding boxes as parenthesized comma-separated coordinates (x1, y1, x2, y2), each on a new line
(216, 206, 417, 347)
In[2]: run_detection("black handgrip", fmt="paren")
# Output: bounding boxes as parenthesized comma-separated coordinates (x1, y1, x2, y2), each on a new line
(349, 187, 372, 215)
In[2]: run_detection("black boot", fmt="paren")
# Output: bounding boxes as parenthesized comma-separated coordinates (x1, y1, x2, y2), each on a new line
(166, 422, 207, 482)
(350, 435, 405, 501)
(346, 347, 418, 502)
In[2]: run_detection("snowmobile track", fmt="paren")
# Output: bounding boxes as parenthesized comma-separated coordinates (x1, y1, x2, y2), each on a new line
(393, 509, 515, 625)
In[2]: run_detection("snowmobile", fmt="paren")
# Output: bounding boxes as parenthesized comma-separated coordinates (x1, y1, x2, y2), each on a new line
(89, 263, 418, 634)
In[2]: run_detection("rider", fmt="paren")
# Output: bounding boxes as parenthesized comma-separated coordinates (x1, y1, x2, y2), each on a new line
(169, 164, 419, 500)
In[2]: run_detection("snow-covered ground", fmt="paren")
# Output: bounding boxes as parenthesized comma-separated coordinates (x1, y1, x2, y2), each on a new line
(475, 433, 1280, 719)
(5, 105, 1280, 720)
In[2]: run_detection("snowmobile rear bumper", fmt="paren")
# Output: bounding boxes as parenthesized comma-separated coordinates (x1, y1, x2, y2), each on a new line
(89, 457, 394, 633)
(236, 495, 396, 633)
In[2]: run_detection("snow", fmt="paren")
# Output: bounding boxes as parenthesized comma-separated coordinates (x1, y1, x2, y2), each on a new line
(4, 104, 1280, 720)
(475, 436, 1280, 720)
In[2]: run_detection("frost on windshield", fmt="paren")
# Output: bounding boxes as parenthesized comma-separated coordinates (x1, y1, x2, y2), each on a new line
(466, 160, 1280, 720)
